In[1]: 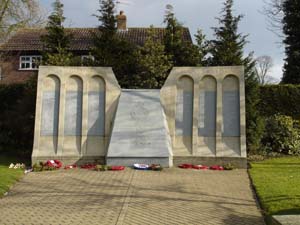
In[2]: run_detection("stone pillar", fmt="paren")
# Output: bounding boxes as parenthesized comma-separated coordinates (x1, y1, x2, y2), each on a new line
(81, 77, 88, 156)
(56, 78, 66, 157)
(216, 80, 223, 157)
(192, 80, 200, 155)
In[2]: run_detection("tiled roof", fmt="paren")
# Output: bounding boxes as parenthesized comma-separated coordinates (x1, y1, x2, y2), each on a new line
(0, 27, 192, 51)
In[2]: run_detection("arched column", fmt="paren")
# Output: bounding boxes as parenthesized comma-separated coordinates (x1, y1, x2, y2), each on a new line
(198, 75, 217, 156)
(175, 75, 194, 155)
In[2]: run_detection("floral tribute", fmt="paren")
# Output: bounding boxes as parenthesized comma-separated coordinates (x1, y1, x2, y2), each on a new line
(178, 164, 226, 171)
(94, 165, 125, 171)
(133, 164, 163, 171)
(9, 163, 26, 169)
(80, 164, 97, 169)
(64, 164, 77, 170)
(32, 160, 63, 172)
(45, 160, 62, 169)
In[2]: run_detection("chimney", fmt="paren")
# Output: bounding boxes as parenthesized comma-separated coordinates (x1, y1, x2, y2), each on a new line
(117, 11, 127, 30)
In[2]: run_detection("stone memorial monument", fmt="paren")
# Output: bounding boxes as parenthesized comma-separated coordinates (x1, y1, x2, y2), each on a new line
(32, 66, 246, 167)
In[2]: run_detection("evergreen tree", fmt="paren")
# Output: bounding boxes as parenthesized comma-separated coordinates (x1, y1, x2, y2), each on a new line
(163, 4, 200, 66)
(195, 29, 210, 66)
(135, 26, 173, 88)
(94, 0, 116, 36)
(93, 0, 138, 87)
(92, 0, 116, 67)
(210, 0, 264, 153)
(281, 0, 300, 84)
(41, 0, 73, 66)
(210, 0, 245, 66)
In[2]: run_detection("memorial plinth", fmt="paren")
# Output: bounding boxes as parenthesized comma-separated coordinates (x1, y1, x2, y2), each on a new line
(106, 90, 173, 167)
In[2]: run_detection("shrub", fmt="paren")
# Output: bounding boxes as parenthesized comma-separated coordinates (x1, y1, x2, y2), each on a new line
(32, 161, 58, 172)
(262, 115, 300, 155)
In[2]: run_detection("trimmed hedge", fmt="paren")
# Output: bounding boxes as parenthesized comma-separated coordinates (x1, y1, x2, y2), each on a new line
(0, 77, 37, 159)
(259, 85, 300, 120)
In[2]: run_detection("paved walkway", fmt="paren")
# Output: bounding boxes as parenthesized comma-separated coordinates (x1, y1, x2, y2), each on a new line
(0, 169, 265, 225)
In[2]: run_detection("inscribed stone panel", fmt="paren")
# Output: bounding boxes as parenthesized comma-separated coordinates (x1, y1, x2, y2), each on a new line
(88, 91, 105, 136)
(199, 91, 216, 136)
(176, 91, 193, 136)
(41, 91, 59, 136)
(64, 91, 82, 136)
(223, 91, 240, 136)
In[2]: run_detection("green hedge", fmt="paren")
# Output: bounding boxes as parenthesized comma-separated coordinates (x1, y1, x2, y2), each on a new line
(0, 78, 37, 159)
(259, 85, 300, 120)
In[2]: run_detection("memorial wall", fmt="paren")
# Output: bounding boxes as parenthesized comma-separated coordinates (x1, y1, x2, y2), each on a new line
(160, 66, 246, 163)
(32, 66, 121, 165)
(32, 66, 246, 167)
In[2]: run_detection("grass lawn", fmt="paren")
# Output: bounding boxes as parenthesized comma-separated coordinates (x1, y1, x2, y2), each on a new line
(0, 155, 25, 196)
(249, 157, 300, 216)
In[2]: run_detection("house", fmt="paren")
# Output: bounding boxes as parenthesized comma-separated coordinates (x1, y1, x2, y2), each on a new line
(0, 11, 193, 84)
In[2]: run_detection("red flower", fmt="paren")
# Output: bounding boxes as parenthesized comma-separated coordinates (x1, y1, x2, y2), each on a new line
(178, 164, 193, 169)
(110, 166, 125, 171)
(80, 164, 96, 169)
(45, 160, 62, 169)
(210, 165, 224, 171)
(64, 164, 77, 169)
(193, 165, 209, 170)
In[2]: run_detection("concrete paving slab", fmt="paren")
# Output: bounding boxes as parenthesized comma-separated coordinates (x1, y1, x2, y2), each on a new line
(0, 169, 264, 225)
(273, 215, 300, 225)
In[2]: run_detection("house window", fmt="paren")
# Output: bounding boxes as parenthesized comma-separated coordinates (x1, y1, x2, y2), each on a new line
(19, 56, 42, 70)
(81, 55, 95, 62)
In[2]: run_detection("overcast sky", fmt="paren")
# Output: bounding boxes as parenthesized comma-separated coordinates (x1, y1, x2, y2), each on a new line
(40, 0, 284, 80)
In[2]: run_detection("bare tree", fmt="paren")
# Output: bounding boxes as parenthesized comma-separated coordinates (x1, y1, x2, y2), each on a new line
(255, 55, 276, 85)
(0, 0, 46, 43)
(263, 0, 285, 38)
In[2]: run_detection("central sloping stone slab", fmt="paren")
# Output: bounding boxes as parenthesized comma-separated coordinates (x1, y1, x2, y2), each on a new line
(107, 89, 173, 167)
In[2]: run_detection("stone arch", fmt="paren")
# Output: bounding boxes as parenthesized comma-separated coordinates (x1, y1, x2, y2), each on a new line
(176, 75, 194, 92)
(64, 75, 83, 154)
(90, 75, 106, 91)
(175, 75, 194, 153)
(222, 75, 240, 137)
(43, 74, 61, 91)
(199, 75, 217, 137)
(67, 75, 83, 92)
(40, 74, 61, 154)
(88, 75, 106, 136)
(198, 75, 218, 156)
(64, 75, 83, 136)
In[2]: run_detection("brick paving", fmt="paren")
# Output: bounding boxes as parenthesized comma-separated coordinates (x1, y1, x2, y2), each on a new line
(0, 168, 265, 225)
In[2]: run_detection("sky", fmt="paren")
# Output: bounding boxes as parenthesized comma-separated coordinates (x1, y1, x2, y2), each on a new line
(40, 0, 284, 80)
